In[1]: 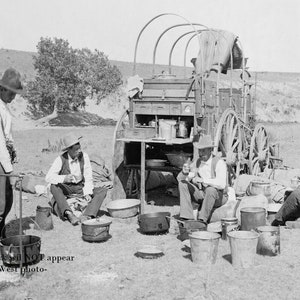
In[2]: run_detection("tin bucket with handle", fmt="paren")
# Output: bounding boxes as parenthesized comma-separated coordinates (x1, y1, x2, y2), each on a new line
(227, 230, 259, 268)
(189, 231, 221, 265)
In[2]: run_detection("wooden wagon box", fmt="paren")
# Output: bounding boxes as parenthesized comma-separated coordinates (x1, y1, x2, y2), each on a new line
(124, 127, 156, 139)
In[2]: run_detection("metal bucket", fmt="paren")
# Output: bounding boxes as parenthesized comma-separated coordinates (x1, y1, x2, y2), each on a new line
(159, 119, 177, 140)
(228, 230, 259, 268)
(138, 212, 170, 234)
(81, 219, 112, 242)
(189, 231, 221, 265)
(256, 226, 280, 256)
(0, 235, 41, 266)
(240, 207, 266, 231)
(35, 206, 53, 231)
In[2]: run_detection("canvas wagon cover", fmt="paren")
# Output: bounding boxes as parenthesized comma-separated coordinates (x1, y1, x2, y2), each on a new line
(194, 29, 243, 76)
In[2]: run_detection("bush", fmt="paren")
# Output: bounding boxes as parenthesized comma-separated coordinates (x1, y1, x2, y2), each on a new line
(24, 37, 123, 117)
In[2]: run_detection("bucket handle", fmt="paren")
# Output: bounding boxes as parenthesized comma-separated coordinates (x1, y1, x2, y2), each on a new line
(30, 218, 43, 239)
(166, 215, 185, 225)
(1, 218, 43, 240)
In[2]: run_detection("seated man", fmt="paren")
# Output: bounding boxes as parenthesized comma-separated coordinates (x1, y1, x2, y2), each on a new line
(177, 135, 228, 224)
(272, 187, 300, 226)
(46, 134, 107, 226)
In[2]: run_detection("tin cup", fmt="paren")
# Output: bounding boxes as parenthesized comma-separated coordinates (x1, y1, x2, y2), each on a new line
(221, 217, 239, 240)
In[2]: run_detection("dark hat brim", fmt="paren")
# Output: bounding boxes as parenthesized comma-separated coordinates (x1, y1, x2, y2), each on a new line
(0, 81, 25, 95)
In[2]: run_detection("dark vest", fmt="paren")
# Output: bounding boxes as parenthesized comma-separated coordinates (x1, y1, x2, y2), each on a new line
(59, 152, 85, 182)
(195, 156, 228, 194)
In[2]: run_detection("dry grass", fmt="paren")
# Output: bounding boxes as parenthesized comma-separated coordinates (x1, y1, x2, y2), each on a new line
(0, 124, 299, 299)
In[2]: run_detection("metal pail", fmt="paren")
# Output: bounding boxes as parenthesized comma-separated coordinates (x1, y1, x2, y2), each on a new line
(189, 231, 220, 265)
(228, 230, 259, 268)
(256, 226, 280, 256)
(240, 207, 266, 231)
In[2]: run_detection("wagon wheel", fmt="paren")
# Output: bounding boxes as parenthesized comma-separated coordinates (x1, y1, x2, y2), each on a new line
(213, 109, 243, 186)
(112, 110, 131, 200)
(249, 124, 270, 175)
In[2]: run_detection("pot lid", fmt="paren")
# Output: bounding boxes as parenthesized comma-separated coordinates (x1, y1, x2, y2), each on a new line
(137, 245, 164, 256)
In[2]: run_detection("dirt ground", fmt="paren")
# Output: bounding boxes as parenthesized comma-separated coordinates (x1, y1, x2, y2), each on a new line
(1, 123, 300, 300)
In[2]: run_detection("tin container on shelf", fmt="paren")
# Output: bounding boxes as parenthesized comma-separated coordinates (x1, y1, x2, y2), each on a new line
(177, 121, 188, 138)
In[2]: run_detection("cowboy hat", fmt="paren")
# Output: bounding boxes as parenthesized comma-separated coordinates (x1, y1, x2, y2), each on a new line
(62, 134, 82, 152)
(0, 68, 24, 94)
(193, 134, 215, 149)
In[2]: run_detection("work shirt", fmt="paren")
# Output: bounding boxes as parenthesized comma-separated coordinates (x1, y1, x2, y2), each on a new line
(46, 152, 94, 196)
(0, 100, 13, 172)
(197, 156, 227, 190)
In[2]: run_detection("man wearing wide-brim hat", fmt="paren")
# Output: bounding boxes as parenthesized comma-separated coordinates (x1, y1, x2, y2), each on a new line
(0, 68, 24, 236)
(177, 134, 228, 224)
(46, 134, 108, 225)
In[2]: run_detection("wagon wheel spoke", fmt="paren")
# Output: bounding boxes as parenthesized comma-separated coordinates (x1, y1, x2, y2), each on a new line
(232, 139, 239, 151)
(249, 124, 270, 175)
(219, 139, 227, 157)
(214, 109, 242, 186)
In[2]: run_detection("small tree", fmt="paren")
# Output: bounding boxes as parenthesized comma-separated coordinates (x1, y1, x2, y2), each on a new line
(24, 37, 122, 121)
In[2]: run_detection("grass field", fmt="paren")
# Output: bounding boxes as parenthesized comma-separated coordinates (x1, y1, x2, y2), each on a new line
(0, 123, 299, 299)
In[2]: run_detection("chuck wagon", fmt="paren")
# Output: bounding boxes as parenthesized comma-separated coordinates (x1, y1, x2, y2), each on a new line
(112, 14, 278, 209)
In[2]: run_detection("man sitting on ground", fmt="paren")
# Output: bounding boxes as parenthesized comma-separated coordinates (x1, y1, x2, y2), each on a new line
(46, 134, 107, 225)
(177, 135, 228, 225)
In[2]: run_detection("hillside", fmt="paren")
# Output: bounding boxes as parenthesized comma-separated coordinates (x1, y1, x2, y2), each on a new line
(1, 48, 300, 124)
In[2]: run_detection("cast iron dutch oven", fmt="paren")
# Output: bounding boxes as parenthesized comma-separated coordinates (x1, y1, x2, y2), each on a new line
(138, 212, 171, 234)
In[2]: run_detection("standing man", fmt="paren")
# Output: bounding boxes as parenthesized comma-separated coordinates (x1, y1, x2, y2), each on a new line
(0, 68, 24, 236)
(46, 134, 107, 225)
(177, 135, 228, 224)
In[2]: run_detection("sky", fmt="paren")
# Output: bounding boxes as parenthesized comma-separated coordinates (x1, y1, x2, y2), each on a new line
(1, 0, 300, 72)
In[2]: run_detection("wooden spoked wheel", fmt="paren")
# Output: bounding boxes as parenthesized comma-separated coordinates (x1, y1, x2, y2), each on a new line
(249, 124, 270, 175)
(112, 110, 130, 200)
(213, 109, 243, 186)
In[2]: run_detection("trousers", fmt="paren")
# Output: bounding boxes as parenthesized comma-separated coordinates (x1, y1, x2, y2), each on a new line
(0, 164, 13, 236)
(178, 180, 227, 222)
(275, 188, 300, 223)
(50, 183, 107, 219)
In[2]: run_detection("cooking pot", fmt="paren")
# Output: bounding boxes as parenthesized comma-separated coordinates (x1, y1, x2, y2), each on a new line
(248, 180, 271, 201)
(81, 219, 112, 242)
(0, 235, 41, 266)
(177, 220, 206, 241)
(138, 212, 171, 234)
